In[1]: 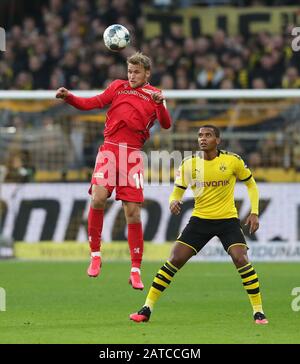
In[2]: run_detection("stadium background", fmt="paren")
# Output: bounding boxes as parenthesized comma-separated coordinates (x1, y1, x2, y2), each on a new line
(0, 0, 300, 344)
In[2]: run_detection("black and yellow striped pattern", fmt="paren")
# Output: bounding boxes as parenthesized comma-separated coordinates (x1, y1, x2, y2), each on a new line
(145, 261, 178, 310)
(238, 262, 262, 312)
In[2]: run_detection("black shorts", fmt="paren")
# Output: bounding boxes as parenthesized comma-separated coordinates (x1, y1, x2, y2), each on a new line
(176, 216, 247, 254)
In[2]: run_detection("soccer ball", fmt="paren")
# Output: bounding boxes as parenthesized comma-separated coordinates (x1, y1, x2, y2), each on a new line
(103, 24, 130, 52)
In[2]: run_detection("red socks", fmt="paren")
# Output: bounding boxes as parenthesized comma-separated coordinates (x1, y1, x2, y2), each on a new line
(88, 207, 104, 253)
(88, 209, 143, 267)
(128, 222, 144, 269)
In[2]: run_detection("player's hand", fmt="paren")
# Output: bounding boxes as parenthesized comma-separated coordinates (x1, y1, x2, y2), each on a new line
(55, 87, 69, 100)
(245, 213, 259, 234)
(170, 200, 182, 215)
(152, 92, 165, 104)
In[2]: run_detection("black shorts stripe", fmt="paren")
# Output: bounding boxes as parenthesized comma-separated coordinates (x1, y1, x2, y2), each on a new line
(152, 281, 166, 292)
(240, 269, 256, 279)
(161, 265, 174, 277)
(165, 262, 177, 274)
(243, 278, 259, 286)
(240, 174, 252, 182)
(156, 273, 171, 285)
(246, 287, 260, 294)
(175, 184, 187, 190)
(238, 264, 253, 274)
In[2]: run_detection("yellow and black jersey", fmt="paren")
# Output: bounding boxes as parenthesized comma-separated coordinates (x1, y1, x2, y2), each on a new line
(170, 150, 255, 219)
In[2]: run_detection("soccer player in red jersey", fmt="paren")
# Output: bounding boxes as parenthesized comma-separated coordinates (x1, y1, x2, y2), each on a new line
(56, 52, 171, 289)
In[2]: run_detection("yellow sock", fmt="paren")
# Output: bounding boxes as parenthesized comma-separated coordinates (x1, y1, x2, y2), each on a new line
(145, 260, 178, 311)
(237, 263, 263, 314)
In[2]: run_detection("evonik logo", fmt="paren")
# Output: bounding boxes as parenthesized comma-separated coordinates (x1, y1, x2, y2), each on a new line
(195, 180, 230, 188)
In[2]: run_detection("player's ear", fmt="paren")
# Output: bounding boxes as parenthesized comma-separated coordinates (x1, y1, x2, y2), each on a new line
(145, 70, 150, 79)
(216, 137, 221, 146)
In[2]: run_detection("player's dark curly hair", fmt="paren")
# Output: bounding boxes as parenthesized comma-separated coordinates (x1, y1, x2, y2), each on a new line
(200, 124, 220, 138)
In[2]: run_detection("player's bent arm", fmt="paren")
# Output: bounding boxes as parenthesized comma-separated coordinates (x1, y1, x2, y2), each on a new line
(155, 103, 172, 129)
(169, 185, 185, 215)
(244, 176, 259, 215)
(169, 185, 186, 204)
(169, 200, 183, 215)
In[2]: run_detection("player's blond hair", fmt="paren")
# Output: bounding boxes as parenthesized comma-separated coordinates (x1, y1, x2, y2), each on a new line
(127, 52, 152, 71)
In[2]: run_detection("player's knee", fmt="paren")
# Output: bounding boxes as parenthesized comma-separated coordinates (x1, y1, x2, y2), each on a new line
(91, 195, 106, 209)
(90, 185, 109, 209)
(125, 212, 141, 224)
(231, 253, 248, 268)
(123, 203, 141, 223)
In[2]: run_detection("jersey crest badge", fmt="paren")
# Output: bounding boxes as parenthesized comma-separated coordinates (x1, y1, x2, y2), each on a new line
(219, 163, 227, 172)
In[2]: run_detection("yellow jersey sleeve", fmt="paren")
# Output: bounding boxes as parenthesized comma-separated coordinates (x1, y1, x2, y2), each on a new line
(169, 185, 186, 204)
(234, 156, 252, 181)
(169, 159, 192, 204)
(174, 158, 192, 189)
(244, 176, 259, 215)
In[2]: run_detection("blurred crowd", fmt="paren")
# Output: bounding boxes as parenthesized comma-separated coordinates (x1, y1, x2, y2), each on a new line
(1, 0, 300, 91)
(1, 0, 300, 182)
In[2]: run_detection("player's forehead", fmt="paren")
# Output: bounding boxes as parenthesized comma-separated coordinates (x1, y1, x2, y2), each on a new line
(128, 63, 144, 71)
(198, 127, 215, 136)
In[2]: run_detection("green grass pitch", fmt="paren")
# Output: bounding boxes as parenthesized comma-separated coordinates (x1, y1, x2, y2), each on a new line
(0, 261, 299, 344)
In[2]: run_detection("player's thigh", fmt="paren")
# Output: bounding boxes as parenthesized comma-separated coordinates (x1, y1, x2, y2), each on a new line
(218, 218, 248, 254)
(227, 244, 249, 268)
(91, 185, 109, 203)
(176, 216, 213, 255)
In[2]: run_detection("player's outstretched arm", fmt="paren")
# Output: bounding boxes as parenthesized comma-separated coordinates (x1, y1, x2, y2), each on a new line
(55, 87, 103, 110)
(152, 92, 172, 129)
(56, 87, 69, 99)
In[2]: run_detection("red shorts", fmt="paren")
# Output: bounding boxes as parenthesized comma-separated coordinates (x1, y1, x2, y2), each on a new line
(89, 142, 144, 202)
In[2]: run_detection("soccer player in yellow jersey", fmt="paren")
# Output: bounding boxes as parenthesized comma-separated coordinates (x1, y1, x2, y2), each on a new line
(130, 125, 268, 325)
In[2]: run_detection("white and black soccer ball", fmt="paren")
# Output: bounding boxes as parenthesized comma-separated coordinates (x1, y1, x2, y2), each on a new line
(103, 24, 130, 52)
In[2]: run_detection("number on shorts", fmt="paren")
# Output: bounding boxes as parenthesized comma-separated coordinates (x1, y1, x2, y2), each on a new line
(133, 173, 144, 189)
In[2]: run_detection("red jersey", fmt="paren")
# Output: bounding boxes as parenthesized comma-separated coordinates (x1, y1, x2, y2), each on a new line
(65, 80, 172, 149)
